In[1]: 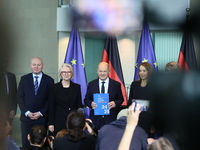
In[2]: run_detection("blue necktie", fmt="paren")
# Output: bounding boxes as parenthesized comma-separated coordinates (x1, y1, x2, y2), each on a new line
(34, 76, 39, 95)
(101, 82, 105, 93)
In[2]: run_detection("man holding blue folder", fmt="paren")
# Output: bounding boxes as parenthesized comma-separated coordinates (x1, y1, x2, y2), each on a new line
(84, 62, 123, 130)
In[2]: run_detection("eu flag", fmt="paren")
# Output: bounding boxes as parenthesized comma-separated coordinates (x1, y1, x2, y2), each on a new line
(101, 35, 127, 106)
(64, 26, 87, 105)
(134, 20, 158, 81)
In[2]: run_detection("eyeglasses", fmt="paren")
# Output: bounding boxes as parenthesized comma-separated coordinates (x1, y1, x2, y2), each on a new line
(61, 71, 72, 74)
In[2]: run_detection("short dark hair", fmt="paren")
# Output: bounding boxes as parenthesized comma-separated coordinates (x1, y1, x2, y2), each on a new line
(29, 126, 46, 145)
(67, 111, 85, 141)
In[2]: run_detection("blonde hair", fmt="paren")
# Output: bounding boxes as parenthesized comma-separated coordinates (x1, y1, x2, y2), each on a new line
(165, 61, 179, 72)
(55, 129, 68, 138)
(59, 63, 74, 79)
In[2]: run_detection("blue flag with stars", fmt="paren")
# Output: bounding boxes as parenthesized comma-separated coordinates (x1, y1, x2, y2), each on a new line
(64, 26, 87, 105)
(134, 20, 158, 81)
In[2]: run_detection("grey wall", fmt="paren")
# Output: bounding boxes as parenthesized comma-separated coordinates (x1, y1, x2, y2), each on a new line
(0, 0, 59, 146)
(1, 0, 59, 83)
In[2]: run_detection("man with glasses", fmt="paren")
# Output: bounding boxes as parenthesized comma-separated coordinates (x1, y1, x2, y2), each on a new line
(84, 62, 123, 130)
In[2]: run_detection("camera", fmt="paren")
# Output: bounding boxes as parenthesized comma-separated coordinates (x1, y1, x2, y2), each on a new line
(46, 135, 54, 142)
(132, 99, 150, 112)
(86, 120, 95, 130)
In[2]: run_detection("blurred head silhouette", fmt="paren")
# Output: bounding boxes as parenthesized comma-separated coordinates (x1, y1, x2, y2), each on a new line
(165, 61, 180, 72)
(148, 137, 174, 150)
(149, 71, 200, 149)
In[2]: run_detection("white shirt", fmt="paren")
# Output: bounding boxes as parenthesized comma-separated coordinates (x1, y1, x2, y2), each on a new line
(25, 72, 43, 117)
(99, 78, 109, 93)
(32, 72, 43, 87)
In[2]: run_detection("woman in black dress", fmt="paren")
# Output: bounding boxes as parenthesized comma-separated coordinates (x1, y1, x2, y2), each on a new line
(48, 63, 82, 136)
(128, 62, 153, 105)
(128, 62, 153, 137)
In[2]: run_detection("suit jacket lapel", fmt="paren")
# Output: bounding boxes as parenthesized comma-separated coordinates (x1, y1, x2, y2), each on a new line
(107, 78, 112, 93)
(97, 79, 100, 93)
(67, 81, 78, 107)
(60, 81, 78, 107)
(58, 81, 70, 106)
(28, 73, 35, 96)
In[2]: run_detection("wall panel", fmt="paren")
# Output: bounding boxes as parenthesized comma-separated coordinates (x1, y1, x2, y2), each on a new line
(154, 32, 182, 70)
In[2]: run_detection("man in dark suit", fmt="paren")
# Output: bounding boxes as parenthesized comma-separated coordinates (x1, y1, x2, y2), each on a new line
(17, 57, 54, 148)
(0, 51, 17, 127)
(84, 62, 123, 130)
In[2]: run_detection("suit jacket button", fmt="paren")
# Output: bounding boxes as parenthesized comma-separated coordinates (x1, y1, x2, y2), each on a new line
(69, 108, 71, 110)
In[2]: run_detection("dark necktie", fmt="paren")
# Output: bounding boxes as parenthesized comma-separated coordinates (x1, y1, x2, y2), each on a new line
(34, 76, 39, 95)
(101, 82, 105, 93)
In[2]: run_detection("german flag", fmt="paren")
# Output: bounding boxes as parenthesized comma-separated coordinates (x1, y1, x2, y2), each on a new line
(101, 35, 127, 106)
(178, 15, 197, 70)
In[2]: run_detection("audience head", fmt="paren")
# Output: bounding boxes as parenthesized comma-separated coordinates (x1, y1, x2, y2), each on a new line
(165, 61, 179, 72)
(28, 125, 46, 147)
(117, 108, 128, 119)
(97, 62, 110, 81)
(0, 111, 11, 136)
(138, 62, 153, 81)
(59, 63, 74, 80)
(67, 111, 85, 141)
(30, 57, 43, 75)
(148, 137, 174, 150)
(149, 72, 200, 149)
(55, 129, 68, 138)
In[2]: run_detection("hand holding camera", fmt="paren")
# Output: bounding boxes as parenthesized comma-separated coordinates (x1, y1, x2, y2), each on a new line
(132, 99, 150, 112)
(127, 102, 141, 127)
(85, 119, 96, 136)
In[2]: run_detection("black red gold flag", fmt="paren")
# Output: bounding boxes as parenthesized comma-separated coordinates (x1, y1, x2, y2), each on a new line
(101, 35, 127, 106)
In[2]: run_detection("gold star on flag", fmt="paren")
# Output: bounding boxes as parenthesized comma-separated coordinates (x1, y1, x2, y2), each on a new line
(135, 63, 138, 68)
(154, 62, 158, 67)
(142, 58, 148, 62)
(70, 59, 76, 65)
(81, 63, 85, 68)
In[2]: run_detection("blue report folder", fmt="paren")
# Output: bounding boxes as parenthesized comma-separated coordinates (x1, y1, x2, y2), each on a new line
(93, 93, 110, 115)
